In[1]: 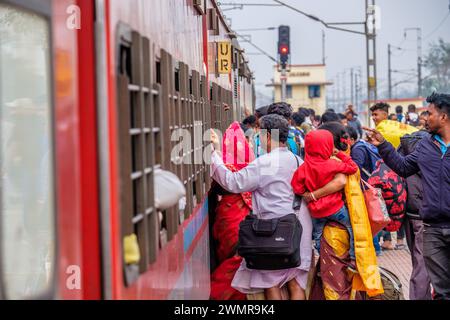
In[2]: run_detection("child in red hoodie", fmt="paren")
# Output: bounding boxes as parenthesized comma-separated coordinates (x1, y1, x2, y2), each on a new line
(291, 130, 358, 259)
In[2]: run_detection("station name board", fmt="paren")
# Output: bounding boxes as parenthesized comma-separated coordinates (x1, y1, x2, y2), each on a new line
(288, 72, 311, 77)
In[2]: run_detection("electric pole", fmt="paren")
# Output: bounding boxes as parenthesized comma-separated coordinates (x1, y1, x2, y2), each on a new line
(322, 30, 326, 65)
(366, 0, 378, 125)
(355, 69, 360, 110)
(333, 77, 337, 110)
(388, 44, 392, 99)
(405, 27, 423, 97)
(418, 30, 423, 97)
(351, 68, 355, 105)
(387, 44, 403, 99)
(337, 73, 341, 110)
(342, 72, 345, 110)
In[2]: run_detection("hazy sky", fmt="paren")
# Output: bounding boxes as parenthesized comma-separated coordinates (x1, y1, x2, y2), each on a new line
(219, 0, 450, 107)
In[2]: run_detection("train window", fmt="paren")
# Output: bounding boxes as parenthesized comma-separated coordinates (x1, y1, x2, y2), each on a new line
(152, 84, 163, 169)
(200, 78, 204, 98)
(0, 3, 55, 299)
(117, 28, 162, 283)
(174, 68, 180, 93)
(120, 45, 132, 80)
(207, 8, 218, 32)
(200, 75, 211, 192)
(180, 63, 194, 220)
(191, 71, 204, 203)
(155, 61, 161, 84)
(193, 0, 206, 15)
(160, 50, 179, 240)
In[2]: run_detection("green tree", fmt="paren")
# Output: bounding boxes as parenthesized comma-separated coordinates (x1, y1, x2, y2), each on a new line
(423, 39, 450, 95)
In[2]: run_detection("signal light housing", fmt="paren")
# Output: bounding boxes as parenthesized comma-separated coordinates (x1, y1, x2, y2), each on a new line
(278, 25, 290, 67)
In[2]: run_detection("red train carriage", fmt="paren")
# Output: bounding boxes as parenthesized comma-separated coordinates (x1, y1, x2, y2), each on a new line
(0, 0, 254, 300)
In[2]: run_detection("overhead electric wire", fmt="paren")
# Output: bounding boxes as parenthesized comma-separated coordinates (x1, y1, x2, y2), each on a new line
(272, 0, 366, 36)
(424, 12, 450, 40)
(235, 33, 278, 63)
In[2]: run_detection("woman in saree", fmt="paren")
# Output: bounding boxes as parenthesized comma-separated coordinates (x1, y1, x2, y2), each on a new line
(307, 122, 383, 300)
(210, 122, 255, 300)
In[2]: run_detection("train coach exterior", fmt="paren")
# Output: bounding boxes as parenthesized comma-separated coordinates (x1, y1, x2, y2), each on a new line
(0, 0, 254, 300)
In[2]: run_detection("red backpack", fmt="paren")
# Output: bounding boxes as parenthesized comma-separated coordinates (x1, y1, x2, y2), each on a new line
(367, 160, 407, 232)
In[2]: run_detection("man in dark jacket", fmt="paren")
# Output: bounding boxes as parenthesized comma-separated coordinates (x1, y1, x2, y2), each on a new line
(399, 131, 432, 300)
(364, 92, 450, 300)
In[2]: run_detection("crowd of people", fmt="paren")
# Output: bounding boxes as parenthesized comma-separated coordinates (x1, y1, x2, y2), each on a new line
(209, 92, 450, 300)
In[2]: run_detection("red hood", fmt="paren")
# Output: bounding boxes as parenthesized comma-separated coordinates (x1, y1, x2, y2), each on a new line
(305, 130, 334, 160)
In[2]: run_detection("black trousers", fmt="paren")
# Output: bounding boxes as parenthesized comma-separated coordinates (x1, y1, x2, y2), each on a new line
(423, 225, 450, 300)
(404, 218, 432, 300)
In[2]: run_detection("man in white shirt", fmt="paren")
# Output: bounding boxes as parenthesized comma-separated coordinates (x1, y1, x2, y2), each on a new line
(210, 114, 312, 300)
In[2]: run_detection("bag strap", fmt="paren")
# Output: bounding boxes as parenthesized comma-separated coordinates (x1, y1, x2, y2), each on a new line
(292, 154, 303, 212)
(294, 153, 300, 168)
(365, 143, 380, 159)
(363, 142, 381, 172)
(361, 167, 373, 179)
(361, 178, 375, 191)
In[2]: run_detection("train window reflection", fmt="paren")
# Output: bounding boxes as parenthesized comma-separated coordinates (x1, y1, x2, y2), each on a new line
(0, 4, 55, 299)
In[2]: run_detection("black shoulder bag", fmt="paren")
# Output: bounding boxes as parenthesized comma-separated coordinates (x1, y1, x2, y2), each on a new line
(237, 154, 302, 270)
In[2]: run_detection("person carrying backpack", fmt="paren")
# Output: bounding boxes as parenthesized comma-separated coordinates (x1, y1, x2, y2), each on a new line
(364, 93, 450, 300)
(398, 130, 432, 300)
(347, 126, 408, 249)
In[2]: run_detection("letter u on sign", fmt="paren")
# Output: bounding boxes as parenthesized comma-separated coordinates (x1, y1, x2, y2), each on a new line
(218, 42, 232, 74)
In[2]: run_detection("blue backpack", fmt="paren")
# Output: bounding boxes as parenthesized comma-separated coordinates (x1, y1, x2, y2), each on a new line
(355, 140, 381, 173)
(287, 128, 303, 157)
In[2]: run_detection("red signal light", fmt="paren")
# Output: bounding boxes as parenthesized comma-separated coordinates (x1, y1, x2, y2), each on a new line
(280, 45, 289, 55)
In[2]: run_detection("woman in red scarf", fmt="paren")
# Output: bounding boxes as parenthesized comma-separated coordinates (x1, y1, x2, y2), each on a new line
(210, 122, 255, 300)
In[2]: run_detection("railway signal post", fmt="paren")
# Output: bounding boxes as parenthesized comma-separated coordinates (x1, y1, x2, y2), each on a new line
(278, 25, 290, 102)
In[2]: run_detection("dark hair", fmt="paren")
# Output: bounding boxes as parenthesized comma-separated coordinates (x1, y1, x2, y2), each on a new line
(259, 114, 290, 144)
(408, 104, 417, 112)
(395, 105, 403, 114)
(314, 115, 322, 123)
(338, 113, 347, 120)
(388, 114, 397, 120)
(321, 112, 340, 124)
(243, 115, 257, 126)
(426, 92, 450, 117)
(326, 108, 336, 113)
(255, 105, 269, 118)
(420, 111, 430, 117)
(292, 112, 306, 127)
(346, 126, 359, 141)
(308, 108, 316, 117)
(319, 122, 349, 151)
(345, 109, 356, 117)
(298, 107, 310, 117)
(370, 102, 390, 113)
(268, 102, 293, 120)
